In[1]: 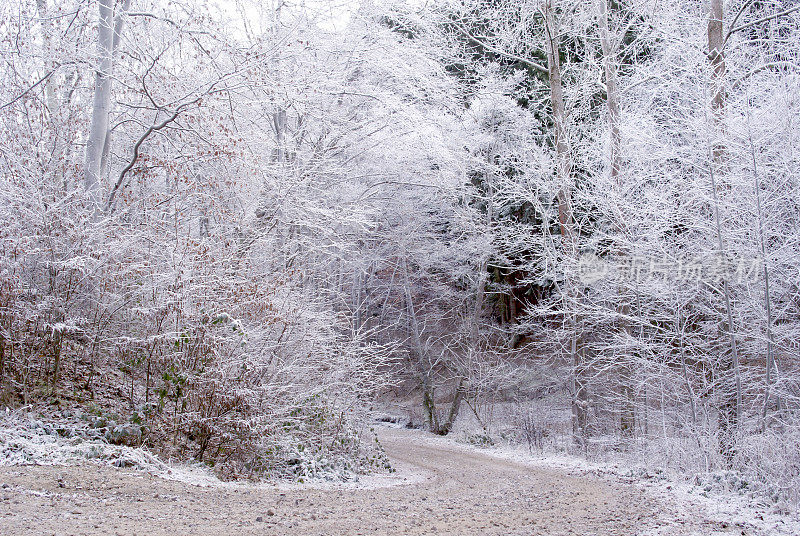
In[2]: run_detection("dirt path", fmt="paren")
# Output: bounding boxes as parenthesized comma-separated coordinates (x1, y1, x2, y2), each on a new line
(0, 426, 732, 535)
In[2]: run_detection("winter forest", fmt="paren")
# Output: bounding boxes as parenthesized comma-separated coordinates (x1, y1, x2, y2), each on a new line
(1, 0, 800, 531)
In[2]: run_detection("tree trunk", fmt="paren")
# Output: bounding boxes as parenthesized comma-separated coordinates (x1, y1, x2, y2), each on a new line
(84, 0, 115, 203)
(51, 333, 62, 397)
(544, 0, 589, 442)
(749, 129, 778, 428)
(706, 0, 741, 465)
(98, 0, 131, 177)
(402, 259, 440, 433)
(84, 0, 129, 206)
(708, 0, 727, 164)
(436, 377, 467, 436)
(598, 0, 635, 439)
(0, 330, 5, 392)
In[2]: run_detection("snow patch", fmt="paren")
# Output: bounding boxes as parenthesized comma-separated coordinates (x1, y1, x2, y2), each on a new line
(0, 412, 168, 472)
(0, 411, 425, 491)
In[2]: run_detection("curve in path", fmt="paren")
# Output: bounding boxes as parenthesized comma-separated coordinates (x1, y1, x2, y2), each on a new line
(0, 426, 724, 535)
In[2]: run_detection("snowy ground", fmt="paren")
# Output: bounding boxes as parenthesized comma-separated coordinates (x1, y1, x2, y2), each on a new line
(2, 412, 797, 535)
(438, 429, 799, 536)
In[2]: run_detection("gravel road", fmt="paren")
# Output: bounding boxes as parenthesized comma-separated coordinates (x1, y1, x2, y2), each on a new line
(0, 426, 736, 535)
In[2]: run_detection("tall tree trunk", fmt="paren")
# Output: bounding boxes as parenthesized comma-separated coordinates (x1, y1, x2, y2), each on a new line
(84, 0, 130, 206)
(708, 0, 727, 164)
(0, 329, 5, 392)
(707, 0, 741, 465)
(544, 0, 589, 441)
(598, 0, 621, 183)
(84, 0, 115, 204)
(99, 0, 131, 176)
(750, 129, 777, 428)
(598, 0, 635, 439)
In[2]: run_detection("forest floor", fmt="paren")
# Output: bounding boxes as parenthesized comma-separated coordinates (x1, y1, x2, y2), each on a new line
(0, 424, 776, 536)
